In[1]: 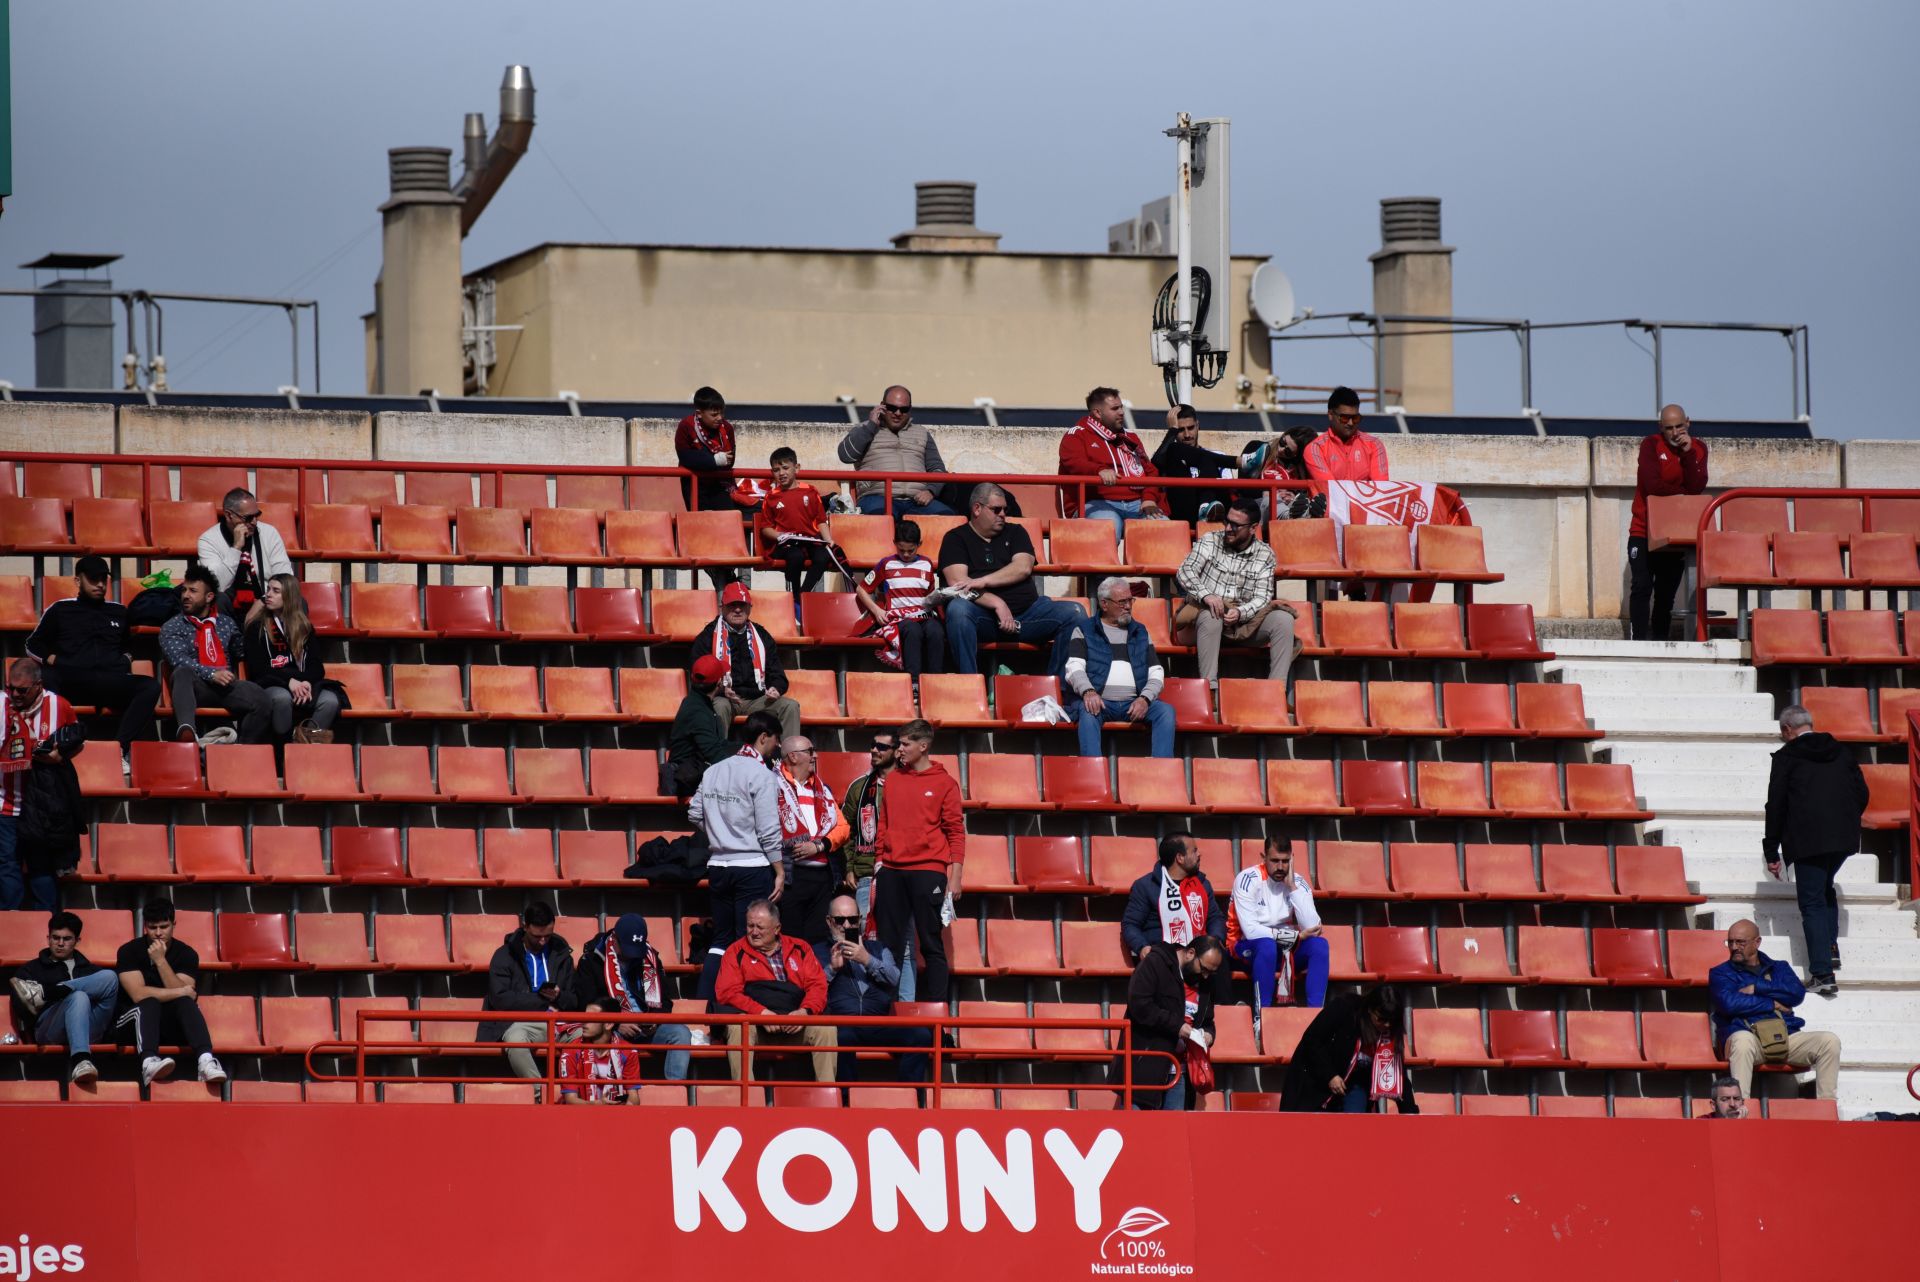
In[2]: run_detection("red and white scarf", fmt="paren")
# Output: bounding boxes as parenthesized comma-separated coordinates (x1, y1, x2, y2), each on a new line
(1344, 1034, 1403, 1103)
(1076, 414, 1146, 479)
(1156, 869, 1209, 945)
(689, 414, 733, 456)
(556, 1033, 637, 1103)
(190, 615, 228, 668)
(710, 620, 768, 692)
(605, 938, 662, 1016)
(0, 699, 36, 777)
(777, 765, 837, 862)
(264, 616, 300, 671)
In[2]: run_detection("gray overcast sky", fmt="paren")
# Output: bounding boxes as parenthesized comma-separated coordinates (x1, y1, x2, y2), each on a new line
(6, 0, 1915, 435)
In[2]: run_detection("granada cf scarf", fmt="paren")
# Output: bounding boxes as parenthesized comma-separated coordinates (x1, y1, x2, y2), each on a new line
(190, 615, 228, 669)
(1344, 1034, 1404, 1103)
(1077, 415, 1146, 478)
(1156, 869, 1208, 945)
(776, 766, 837, 864)
(711, 621, 767, 693)
(606, 938, 662, 1015)
(0, 701, 33, 775)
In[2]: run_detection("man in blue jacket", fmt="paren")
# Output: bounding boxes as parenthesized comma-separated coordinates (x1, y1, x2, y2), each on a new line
(815, 893, 930, 1092)
(1121, 833, 1231, 1008)
(1709, 918, 1841, 1100)
(1053, 577, 1174, 758)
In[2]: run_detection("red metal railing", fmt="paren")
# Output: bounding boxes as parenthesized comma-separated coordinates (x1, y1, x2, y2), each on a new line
(304, 1008, 1177, 1106)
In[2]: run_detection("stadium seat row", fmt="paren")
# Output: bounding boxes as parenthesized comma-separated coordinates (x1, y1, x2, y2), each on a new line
(1750, 607, 1920, 667)
(1702, 529, 1920, 593)
(1798, 683, 1920, 742)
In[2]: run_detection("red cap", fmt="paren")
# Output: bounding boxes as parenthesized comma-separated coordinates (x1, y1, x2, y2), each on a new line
(692, 655, 729, 686)
(721, 582, 752, 607)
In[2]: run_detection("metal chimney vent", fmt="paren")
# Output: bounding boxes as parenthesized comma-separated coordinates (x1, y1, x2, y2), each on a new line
(389, 147, 453, 196)
(915, 181, 977, 227)
(1380, 196, 1442, 246)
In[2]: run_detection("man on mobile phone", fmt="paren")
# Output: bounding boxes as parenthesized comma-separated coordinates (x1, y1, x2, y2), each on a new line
(816, 894, 930, 1090)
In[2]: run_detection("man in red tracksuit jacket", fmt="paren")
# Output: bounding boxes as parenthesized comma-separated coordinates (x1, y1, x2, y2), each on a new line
(872, 719, 966, 1002)
(1628, 404, 1709, 640)
(714, 898, 836, 1082)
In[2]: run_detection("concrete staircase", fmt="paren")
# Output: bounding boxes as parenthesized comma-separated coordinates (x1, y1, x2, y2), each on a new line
(1546, 638, 1920, 1116)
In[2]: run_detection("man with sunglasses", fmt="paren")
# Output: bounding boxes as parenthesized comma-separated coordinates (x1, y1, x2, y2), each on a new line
(1174, 495, 1298, 693)
(840, 732, 897, 919)
(938, 483, 1086, 675)
(837, 385, 953, 516)
(195, 487, 293, 621)
(1301, 387, 1389, 484)
(816, 893, 931, 1090)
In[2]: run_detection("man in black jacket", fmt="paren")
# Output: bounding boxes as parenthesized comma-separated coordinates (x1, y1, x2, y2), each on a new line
(572, 913, 691, 1082)
(1115, 934, 1223, 1112)
(25, 555, 160, 772)
(1279, 985, 1416, 1114)
(689, 583, 801, 740)
(479, 903, 578, 1101)
(9, 910, 119, 1084)
(1763, 704, 1869, 996)
(669, 655, 733, 798)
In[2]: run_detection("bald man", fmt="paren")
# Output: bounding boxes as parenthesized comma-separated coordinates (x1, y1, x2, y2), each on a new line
(1708, 918, 1841, 1100)
(838, 384, 953, 516)
(1627, 404, 1709, 640)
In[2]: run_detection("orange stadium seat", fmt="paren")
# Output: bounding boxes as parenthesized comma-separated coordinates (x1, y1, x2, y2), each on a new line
(1614, 845, 1700, 903)
(1441, 682, 1516, 737)
(1042, 757, 1117, 811)
(799, 592, 876, 647)
(381, 504, 456, 561)
(1416, 524, 1501, 585)
(589, 749, 672, 804)
(544, 667, 621, 721)
(392, 665, 471, 718)
(348, 582, 428, 637)
(512, 749, 601, 805)
(438, 747, 518, 803)
(1490, 762, 1568, 819)
(1044, 519, 1117, 571)
(1012, 837, 1091, 892)
(1640, 1011, 1724, 1070)
(1875, 687, 1920, 737)
(1268, 519, 1345, 578)
(1293, 681, 1372, 734)
(919, 674, 1002, 728)
(1217, 679, 1294, 732)
(986, 920, 1063, 976)
(1540, 844, 1621, 901)
(1565, 1011, 1647, 1069)
(1192, 758, 1265, 814)
(1116, 758, 1199, 812)
(1848, 532, 1920, 588)
(407, 829, 487, 885)
(649, 589, 719, 642)
(1517, 926, 1594, 984)
(1436, 927, 1515, 983)
(403, 471, 476, 509)
(1862, 763, 1906, 827)
(1828, 610, 1905, 665)
(603, 509, 686, 568)
(1720, 496, 1790, 535)
(1392, 603, 1477, 658)
(1417, 762, 1500, 818)
(1124, 519, 1193, 573)
(1771, 531, 1850, 587)
(615, 668, 688, 721)
(1464, 844, 1539, 899)
(284, 743, 366, 802)
(1515, 683, 1600, 738)
(560, 831, 632, 886)
(1367, 681, 1446, 736)
(1316, 841, 1394, 899)
(176, 826, 252, 881)
(677, 510, 754, 567)
(456, 507, 533, 563)
(217, 913, 299, 968)
(1410, 1009, 1497, 1067)
(22, 461, 92, 505)
(1460, 1095, 1532, 1117)
(95, 823, 181, 882)
(575, 587, 656, 640)
(1344, 524, 1431, 583)
(375, 916, 454, 970)
(72, 497, 153, 554)
(499, 585, 575, 640)
(1158, 677, 1216, 730)
(130, 740, 212, 797)
(470, 665, 550, 720)
(0, 497, 71, 552)
(1265, 758, 1348, 815)
(1389, 843, 1466, 898)
(1090, 836, 1155, 893)
(1699, 529, 1778, 588)
(1566, 763, 1652, 820)
(530, 509, 612, 565)
(254, 829, 332, 884)
(1749, 609, 1825, 666)
(1319, 602, 1401, 658)
(327, 469, 400, 514)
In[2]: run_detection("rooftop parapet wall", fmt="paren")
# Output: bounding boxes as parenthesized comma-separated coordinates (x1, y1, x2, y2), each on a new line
(118, 406, 373, 460)
(0, 400, 115, 454)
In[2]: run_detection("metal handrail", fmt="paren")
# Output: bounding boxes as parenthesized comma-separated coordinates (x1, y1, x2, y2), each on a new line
(304, 1007, 1179, 1106)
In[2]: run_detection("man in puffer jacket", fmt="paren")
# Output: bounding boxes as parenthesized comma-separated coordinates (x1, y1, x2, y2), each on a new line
(1762, 704, 1868, 996)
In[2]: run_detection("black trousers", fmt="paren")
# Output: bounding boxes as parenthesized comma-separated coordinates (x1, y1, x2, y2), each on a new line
(1628, 535, 1686, 641)
(785, 863, 840, 944)
(697, 863, 776, 1000)
(132, 996, 213, 1060)
(774, 543, 830, 597)
(875, 866, 950, 1003)
(43, 666, 160, 750)
(895, 618, 946, 681)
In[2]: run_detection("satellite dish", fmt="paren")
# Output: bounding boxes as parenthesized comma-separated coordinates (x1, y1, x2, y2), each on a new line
(1249, 263, 1296, 328)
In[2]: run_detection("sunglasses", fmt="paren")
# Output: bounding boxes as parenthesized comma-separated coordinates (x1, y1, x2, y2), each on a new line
(829, 916, 862, 926)
(1332, 412, 1362, 425)
(983, 505, 1007, 514)
(870, 742, 896, 752)
(882, 403, 912, 414)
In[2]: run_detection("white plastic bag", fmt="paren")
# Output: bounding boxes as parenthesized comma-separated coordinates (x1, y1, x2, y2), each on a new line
(1020, 695, 1069, 725)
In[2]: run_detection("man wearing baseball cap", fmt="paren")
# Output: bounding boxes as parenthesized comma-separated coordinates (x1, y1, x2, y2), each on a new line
(572, 912, 692, 1082)
(669, 654, 734, 798)
(689, 583, 802, 740)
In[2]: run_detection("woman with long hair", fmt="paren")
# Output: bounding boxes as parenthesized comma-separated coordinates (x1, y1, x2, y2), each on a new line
(1279, 983, 1418, 1113)
(242, 574, 342, 744)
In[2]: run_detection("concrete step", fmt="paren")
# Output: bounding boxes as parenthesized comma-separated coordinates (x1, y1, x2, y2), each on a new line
(1699, 901, 1920, 939)
(1545, 638, 1747, 662)
(1832, 1071, 1920, 1117)
(1547, 659, 1757, 695)
(1582, 690, 1777, 725)
(1603, 742, 1781, 774)
(1753, 935, 1920, 978)
(1630, 780, 1770, 811)
(1675, 852, 1885, 887)
(1691, 877, 1902, 903)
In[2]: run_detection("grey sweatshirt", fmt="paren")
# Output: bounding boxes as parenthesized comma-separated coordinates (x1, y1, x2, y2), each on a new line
(688, 749, 783, 868)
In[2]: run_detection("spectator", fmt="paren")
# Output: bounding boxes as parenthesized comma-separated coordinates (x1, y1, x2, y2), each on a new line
(113, 898, 225, 1087)
(1763, 704, 1868, 996)
(571, 914, 691, 1084)
(1121, 833, 1233, 1015)
(1704, 1075, 1749, 1120)
(159, 564, 271, 745)
(1054, 577, 1174, 759)
(14, 721, 88, 912)
(838, 385, 953, 516)
(9, 910, 118, 1084)
(1241, 425, 1320, 511)
(1711, 918, 1841, 1101)
(478, 902, 579, 1103)
(25, 553, 159, 774)
(777, 734, 850, 944)
(938, 483, 1085, 676)
(690, 583, 801, 741)
(1114, 933, 1222, 1111)
(714, 899, 836, 1083)
(873, 719, 965, 1004)
(690, 710, 786, 1016)
(555, 999, 642, 1105)
(1174, 496, 1298, 692)
(838, 730, 897, 920)
(817, 893, 931, 1088)
(1059, 386, 1169, 533)
(674, 385, 741, 515)
(196, 488, 293, 619)
(668, 655, 733, 799)
(1229, 834, 1329, 1009)
(241, 574, 343, 745)
(1149, 404, 1238, 525)
(1301, 387, 1389, 484)
(1627, 403, 1708, 641)
(1280, 984, 1416, 1113)
(1, 657, 78, 911)
(853, 518, 945, 694)
(754, 446, 836, 618)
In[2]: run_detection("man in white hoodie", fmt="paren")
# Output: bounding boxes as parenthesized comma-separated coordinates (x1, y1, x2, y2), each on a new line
(195, 488, 293, 619)
(1230, 835, 1329, 1009)
(689, 710, 785, 1037)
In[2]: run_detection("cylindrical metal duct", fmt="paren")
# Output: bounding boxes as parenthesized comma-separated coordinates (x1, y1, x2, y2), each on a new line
(500, 64, 535, 124)
(1380, 196, 1442, 246)
(390, 147, 453, 196)
(915, 181, 977, 227)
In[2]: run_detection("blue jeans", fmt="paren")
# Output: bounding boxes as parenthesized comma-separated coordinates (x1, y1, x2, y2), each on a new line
(1131, 1066, 1187, 1111)
(835, 1022, 933, 1084)
(1342, 1079, 1375, 1113)
(944, 596, 1086, 675)
(1233, 934, 1329, 1008)
(34, 968, 120, 1054)
(858, 492, 954, 517)
(1070, 697, 1175, 758)
(1083, 498, 1143, 538)
(622, 1021, 693, 1081)
(697, 863, 777, 1000)
(1793, 853, 1847, 978)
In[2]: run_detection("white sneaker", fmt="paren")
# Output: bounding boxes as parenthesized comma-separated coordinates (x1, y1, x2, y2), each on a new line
(688, 1027, 711, 1047)
(121, 751, 132, 778)
(142, 1055, 176, 1086)
(197, 1054, 227, 1083)
(69, 1058, 98, 1084)
(10, 976, 46, 1018)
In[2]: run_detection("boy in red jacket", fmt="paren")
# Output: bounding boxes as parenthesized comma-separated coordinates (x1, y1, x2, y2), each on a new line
(1628, 404, 1709, 640)
(754, 446, 836, 622)
(873, 718, 966, 1002)
(714, 898, 836, 1082)
(1059, 386, 1168, 533)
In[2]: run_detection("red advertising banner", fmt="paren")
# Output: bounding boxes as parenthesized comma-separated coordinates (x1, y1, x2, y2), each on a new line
(0, 1106, 1909, 1282)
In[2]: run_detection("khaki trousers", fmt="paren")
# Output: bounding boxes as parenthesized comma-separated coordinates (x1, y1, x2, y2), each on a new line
(1724, 1028, 1841, 1099)
(712, 691, 803, 740)
(1193, 609, 1299, 683)
(725, 1022, 838, 1083)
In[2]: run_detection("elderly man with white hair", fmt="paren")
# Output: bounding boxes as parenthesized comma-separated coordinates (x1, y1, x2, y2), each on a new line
(1051, 576, 1174, 758)
(775, 733, 849, 945)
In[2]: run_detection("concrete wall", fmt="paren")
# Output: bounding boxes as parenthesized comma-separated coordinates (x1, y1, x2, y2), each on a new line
(469, 244, 1269, 413)
(11, 402, 1912, 627)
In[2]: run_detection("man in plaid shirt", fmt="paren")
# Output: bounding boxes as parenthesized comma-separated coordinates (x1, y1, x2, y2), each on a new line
(1174, 496, 1299, 691)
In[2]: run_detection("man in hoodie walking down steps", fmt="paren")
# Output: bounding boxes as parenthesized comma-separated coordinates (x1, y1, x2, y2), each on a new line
(1762, 703, 1868, 997)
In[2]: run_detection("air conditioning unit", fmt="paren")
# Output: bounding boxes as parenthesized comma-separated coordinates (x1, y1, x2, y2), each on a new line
(1106, 197, 1173, 255)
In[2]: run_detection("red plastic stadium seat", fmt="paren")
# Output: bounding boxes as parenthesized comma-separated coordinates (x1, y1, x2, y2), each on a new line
(392, 665, 471, 719)
(1042, 757, 1117, 810)
(1663, 932, 1726, 986)
(1699, 529, 1779, 587)
(589, 749, 672, 804)
(357, 746, 439, 803)
(1319, 602, 1401, 658)
(512, 749, 600, 805)
(20, 462, 91, 503)
(1876, 687, 1920, 738)
(1124, 520, 1193, 573)
(846, 671, 913, 724)
(451, 915, 522, 972)
(349, 582, 427, 638)
(604, 510, 686, 567)
(1640, 1011, 1724, 1070)
(1046, 518, 1117, 570)
(1591, 928, 1666, 985)
(1416, 525, 1501, 583)
(1312, 840, 1393, 899)
(799, 592, 875, 647)
(1418, 762, 1500, 818)
(1464, 844, 1538, 899)
(1828, 611, 1904, 665)
(380, 504, 456, 561)
(1268, 519, 1345, 577)
(1090, 836, 1156, 893)
(1490, 762, 1568, 819)
(438, 747, 518, 803)
(1862, 764, 1906, 828)
(1800, 686, 1875, 740)
(499, 586, 575, 641)
(73, 497, 153, 554)
(1766, 1098, 1840, 1121)
(262, 996, 338, 1052)
(253, 828, 330, 883)
(424, 585, 502, 639)
(1392, 603, 1477, 658)
(1749, 609, 1826, 666)
(295, 914, 373, 969)
(175, 826, 252, 881)
(1771, 532, 1849, 587)
(1720, 496, 1790, 535)
(374, 915, 454, 970)
(1465, 604, 1551, 661)
(560, 831, 632, 886)
(1460, 1095, 1531, 1116)
(1614, 845, 1699, 902)
(1540, 844, 1620, 901)
(200, 994, 264, 1053)
(0, 497, 71, 552)
(454, 507, 531, 563)
(1117, 759, 1199, 812)
(332, 827, 412, 884)
(617, 668, 689, 721)
(677, 510, 753, 566)
(94, 823, 181, 882)
(130, 740, 211, 797)
(407, 829, 487, 885)
(328, 469, 400, 514)
(919, 674, 1001, 728)
(573, 587, 654, 641)
(1217, 679, 1294, 733)
(1410, 1009, 1497, 1066)
(1566, 763, 1651, 820)
(1344, 524, 1429, 582)
(986, 920, 1063, 976)
(648, 589, 719, 642)
(1848, 533, 1920, 587)
(1361, 926, 1443, 980)
(303, 504, 381, 560)
(469, 666, 550, 721)
(545, 668, 621, 721)
(1367, 681, 1445, 736)
(1441, 683, 1516, 737)
(1340, 760, 1425, 816)
(1294, 681, 1372, 734)
(1517, 926, 1594, 984)
(1060, 921, 1130, 977)
(1515, 683, 1599, 739)
(1565, 1011, 1647, 1069)
(1265, 759, 1349, 815)
(1389, 843, 1465, 898)
(1191, 759, 1266, 814)
(1014, 836, 1092, 892)
(218, 913, 300, 968)
(530, 509, 610, 565)
(402, 471, 475, 509)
